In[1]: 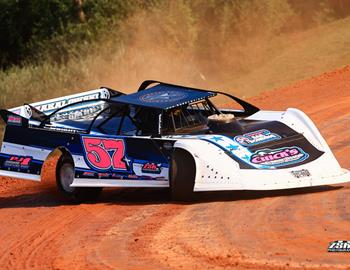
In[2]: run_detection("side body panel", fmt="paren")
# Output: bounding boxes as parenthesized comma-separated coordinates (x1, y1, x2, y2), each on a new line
(71, 135, 173, 188)
(175, 138, 350, 191)
(0, 125, 174, 188)
(0, 125, 79, 181)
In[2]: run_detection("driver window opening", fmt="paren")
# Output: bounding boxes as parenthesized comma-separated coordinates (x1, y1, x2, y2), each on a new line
(161, 100, 215, 135)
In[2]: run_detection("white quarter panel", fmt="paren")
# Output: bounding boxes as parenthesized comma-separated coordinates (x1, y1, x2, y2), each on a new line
(174, 135, 350, 191)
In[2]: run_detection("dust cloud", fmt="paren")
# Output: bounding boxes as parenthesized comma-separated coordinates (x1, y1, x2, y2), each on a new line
(89, 1, 342, 97)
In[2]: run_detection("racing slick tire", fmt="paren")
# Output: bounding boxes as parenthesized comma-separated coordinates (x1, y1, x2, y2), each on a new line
(56, 155, 102, 202)
(170, 149, 196, 201)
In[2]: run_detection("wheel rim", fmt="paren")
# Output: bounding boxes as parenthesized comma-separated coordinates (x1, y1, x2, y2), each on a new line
(60, 163, 75, 193)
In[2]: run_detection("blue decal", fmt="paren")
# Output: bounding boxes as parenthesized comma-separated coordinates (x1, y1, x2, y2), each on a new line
(139, 90, 187, 103)
(227, 144, 239, 151)
(3, 155, 33, 169)
(211, 136, 224, 142)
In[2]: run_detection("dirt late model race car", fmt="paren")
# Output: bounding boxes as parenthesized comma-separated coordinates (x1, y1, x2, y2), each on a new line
(0, 80, 349, 201)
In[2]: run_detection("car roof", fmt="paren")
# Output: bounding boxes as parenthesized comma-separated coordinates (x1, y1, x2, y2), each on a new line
(111, 83, 216, 110)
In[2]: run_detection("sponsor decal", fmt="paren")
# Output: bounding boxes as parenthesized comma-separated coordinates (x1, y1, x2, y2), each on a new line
(250, 146, 309, 167)
(234, 129, 281, 146)
(9, 90, 110, 121)
(23, 105, 32, 118)
(139, 90, 187, 103)
(82, 136, 131, 172)
(47, 126, 80, 133)
(98, 173, 110, 178)
(78, 169, 167, 181)
(290, 169, 311, 178)
(7, 115, 22, 126)
(82, 171, 96, 177)
(328, 241, 350, 252)
(36, 91, 109, 113)
(198, 135, 313, 169)
(4, 156, 32, 169)
(51, 103, 105, 122)
(142, 163, 162, 174)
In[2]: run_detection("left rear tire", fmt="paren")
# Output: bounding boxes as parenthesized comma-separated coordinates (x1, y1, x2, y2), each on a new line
(56, 155, 102, 202)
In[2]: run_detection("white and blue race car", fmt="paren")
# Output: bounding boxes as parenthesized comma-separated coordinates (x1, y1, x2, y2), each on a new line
(0, 80, 349, 201)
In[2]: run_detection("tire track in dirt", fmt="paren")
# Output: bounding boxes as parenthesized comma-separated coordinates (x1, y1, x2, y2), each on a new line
(119, 66, 350, 269)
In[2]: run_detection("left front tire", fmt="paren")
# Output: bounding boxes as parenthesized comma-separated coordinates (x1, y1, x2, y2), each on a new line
(170, 149, 196, 201)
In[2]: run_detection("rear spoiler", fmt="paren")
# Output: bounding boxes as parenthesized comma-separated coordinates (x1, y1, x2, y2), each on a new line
(138, 80, 260, 116)
(8, 87, 123, 120)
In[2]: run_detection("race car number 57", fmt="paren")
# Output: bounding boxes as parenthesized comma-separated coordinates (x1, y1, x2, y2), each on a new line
(82, 137, 127, 171)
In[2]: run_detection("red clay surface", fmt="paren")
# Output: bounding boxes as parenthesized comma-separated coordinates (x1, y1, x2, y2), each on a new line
(0, 66, 350, 269)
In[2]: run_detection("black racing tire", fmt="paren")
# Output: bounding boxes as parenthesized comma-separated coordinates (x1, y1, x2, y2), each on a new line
(56, 155, 102, 202)
(170, 149, 196, 201)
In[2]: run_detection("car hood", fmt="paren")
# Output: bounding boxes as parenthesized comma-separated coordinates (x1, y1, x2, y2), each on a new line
(171, 120, 324, 170)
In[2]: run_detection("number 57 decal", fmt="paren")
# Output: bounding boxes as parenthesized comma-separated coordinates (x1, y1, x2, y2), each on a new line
(82, 137, 129, 171)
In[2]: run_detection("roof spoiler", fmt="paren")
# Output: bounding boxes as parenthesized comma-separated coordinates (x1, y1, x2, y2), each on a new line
(137, 80, 260, 116)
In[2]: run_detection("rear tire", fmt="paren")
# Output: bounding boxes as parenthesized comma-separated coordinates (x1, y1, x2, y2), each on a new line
(170, 149, 196, 201)
(56, 155, 102, 202)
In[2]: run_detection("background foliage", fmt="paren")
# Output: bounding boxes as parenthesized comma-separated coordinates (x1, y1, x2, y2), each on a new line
(1, 0, 350, 109)
(0, 0, 154, 68)
(1, 0, 350, 69)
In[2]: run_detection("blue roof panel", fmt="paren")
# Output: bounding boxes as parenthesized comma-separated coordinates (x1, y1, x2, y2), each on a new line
(111, 84, 216, 110)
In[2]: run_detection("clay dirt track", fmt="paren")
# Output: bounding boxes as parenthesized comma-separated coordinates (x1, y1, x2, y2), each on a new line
(0, 66, 350, 270)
